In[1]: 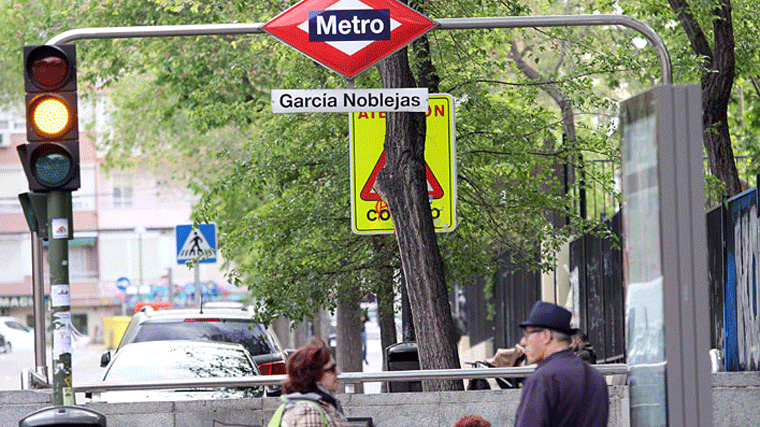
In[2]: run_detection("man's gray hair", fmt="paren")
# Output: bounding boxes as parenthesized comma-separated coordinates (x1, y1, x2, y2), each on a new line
(550, 330, 572, 343)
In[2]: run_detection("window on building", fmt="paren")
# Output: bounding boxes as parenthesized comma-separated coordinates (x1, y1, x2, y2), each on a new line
(69, 244, 98, 281)
(112, 172, 134, 208)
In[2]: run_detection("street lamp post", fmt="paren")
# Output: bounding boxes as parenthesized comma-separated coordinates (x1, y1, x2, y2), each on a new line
(135, 226, 145, 303)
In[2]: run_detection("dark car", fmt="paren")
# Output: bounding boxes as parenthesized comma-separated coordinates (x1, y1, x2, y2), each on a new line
(100, 307, 287, 388)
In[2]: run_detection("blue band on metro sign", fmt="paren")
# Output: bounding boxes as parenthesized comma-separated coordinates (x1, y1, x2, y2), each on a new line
(308, 9, 391, 42)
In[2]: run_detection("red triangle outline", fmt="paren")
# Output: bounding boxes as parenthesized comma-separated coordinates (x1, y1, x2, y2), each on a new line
(360, 151, 444, 201)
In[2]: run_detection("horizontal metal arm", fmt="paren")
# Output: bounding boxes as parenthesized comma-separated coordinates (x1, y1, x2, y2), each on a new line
(47, 23, 265, 44)
(73, 364, 627, 394)
(47, 15, 669, 84)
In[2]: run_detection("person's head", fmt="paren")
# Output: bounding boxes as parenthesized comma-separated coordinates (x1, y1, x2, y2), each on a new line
(518, 301, 576, 364)
(571, 331, 589, 350)
(455, 414, 491, 427)
(283, 337, 340, 394)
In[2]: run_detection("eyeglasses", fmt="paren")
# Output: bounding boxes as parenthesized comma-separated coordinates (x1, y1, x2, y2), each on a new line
(522, 328, 545, 338)
(323, 363, 337, 374)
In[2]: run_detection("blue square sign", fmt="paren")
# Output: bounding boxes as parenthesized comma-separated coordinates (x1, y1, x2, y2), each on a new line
(176, 223, 217, 264)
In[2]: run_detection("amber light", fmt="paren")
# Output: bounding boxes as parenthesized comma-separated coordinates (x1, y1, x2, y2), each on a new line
(29, 95, 73, 138)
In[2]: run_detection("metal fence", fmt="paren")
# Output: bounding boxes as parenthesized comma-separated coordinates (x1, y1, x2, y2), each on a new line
(455, 251, 541, 351)
(569, 211, 626, 362)
(70, 364, 628, 402)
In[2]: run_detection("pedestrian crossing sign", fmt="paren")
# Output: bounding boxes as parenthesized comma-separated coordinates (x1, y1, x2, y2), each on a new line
(176, 223, 217, 264)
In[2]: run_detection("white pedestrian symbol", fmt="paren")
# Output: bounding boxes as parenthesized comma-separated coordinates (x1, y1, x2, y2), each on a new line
(178, 229, 215, 260)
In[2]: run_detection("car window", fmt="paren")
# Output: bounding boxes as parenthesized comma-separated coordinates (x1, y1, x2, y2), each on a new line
(130, 320, 279, 357)
(105, 344, 256, 382)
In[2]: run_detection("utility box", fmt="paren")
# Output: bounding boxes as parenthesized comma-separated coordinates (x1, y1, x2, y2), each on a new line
(19, 406, 106, 426)
(385, 341, 422, 392)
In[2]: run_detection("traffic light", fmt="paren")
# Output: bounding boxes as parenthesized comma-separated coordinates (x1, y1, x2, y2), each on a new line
(17, 44, 80, 192)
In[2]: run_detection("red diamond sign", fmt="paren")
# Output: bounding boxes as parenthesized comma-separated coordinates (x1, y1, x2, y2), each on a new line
(264, 0, 437, 78)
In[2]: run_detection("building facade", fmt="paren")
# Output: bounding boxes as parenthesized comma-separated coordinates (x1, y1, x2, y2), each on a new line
(0, 102, 232, 344)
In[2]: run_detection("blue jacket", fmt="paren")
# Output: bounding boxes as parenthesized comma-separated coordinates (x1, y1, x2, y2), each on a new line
(514, 349, 609, 426)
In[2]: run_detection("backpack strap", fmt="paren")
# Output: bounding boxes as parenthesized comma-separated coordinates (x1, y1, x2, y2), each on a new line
(267, 402, 288, 427)
(268, 399, 330, 427)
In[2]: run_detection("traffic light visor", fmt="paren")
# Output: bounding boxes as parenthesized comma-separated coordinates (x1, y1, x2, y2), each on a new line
(28, 94, 75, 139)
(26, 46, 72, 90)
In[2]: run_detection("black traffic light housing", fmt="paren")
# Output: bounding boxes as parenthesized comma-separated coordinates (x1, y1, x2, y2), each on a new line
(18, 44, 80, 192)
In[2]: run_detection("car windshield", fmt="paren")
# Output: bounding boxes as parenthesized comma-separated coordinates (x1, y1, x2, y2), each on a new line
(105, 343, 256, 382)
(130, 319, 278, 357)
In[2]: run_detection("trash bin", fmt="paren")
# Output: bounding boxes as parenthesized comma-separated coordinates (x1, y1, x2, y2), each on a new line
(102, 316, 131, 350)
(385, 341, 422, 392)
(19, 406, 106, 426)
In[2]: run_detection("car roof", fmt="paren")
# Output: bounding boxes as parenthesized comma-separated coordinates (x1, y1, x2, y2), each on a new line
(135, 307, 259, 321)
(116, 339, 251, 353)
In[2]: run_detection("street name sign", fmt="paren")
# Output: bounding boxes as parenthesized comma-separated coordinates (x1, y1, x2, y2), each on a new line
(350, 94, 456, 234)
(264, 0, 437, 78)
(271, 88, 428, 113)
(176, 223, 217, 264)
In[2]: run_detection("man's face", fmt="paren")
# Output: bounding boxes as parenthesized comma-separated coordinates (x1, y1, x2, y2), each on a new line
(319, 356, 340, 393)
(519, 327, 548, 364)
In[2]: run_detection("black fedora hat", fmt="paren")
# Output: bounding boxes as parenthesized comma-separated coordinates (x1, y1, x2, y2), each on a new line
(520, 301, 578, 336)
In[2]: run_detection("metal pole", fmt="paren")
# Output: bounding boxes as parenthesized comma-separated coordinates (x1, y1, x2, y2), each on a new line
(47, 190, 73, 405)
(194, 263, 201, 307)
(167, 267, 174, 307)
(136, 227, 145, 303)
(46, 15, 671, 85)
(31, 231, 47, 380)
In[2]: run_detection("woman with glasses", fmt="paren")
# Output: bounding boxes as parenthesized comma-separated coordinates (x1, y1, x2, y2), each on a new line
(270, 337, 346, 427)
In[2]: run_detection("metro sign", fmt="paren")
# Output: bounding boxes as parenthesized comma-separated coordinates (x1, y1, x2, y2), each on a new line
(264, 0, 437, 78)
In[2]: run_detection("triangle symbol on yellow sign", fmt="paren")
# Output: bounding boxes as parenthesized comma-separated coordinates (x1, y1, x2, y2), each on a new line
(360, 151, 444, 201)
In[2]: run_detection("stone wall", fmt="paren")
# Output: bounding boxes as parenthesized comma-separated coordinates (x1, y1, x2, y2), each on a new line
(3, 373, 759, 426)
(4, 386, 627, 427)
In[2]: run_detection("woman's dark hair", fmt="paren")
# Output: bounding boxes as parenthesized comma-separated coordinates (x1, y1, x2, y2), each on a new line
(455, 415, 492, 427)
(283, 337, 332, 394)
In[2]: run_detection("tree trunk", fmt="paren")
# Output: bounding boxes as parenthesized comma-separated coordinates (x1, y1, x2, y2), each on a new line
(372, 248, 398, 393)
(336, 297, 363, 393)
(375, 47, 463, 391)
(669, 0, 741, 196)
(701, 0, 741, 195)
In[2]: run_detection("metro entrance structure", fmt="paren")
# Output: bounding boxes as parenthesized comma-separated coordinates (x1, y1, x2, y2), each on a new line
(20, 3, 711, 425)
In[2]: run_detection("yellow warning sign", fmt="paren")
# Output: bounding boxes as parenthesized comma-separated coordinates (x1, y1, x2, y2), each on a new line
(349, 94, 456, 235)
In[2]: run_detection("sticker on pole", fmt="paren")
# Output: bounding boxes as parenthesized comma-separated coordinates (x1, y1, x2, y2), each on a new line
(264, 0, 437, 78)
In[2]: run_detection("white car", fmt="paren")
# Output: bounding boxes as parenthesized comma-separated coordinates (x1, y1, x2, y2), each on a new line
(96, 340, 264, 402)
(0, 317, 34, 351)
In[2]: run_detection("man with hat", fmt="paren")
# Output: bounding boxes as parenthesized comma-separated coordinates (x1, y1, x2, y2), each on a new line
(513, 301, 609, 427)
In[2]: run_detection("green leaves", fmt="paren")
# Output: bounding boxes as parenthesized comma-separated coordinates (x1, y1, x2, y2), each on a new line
(7, 0, 754, 323)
